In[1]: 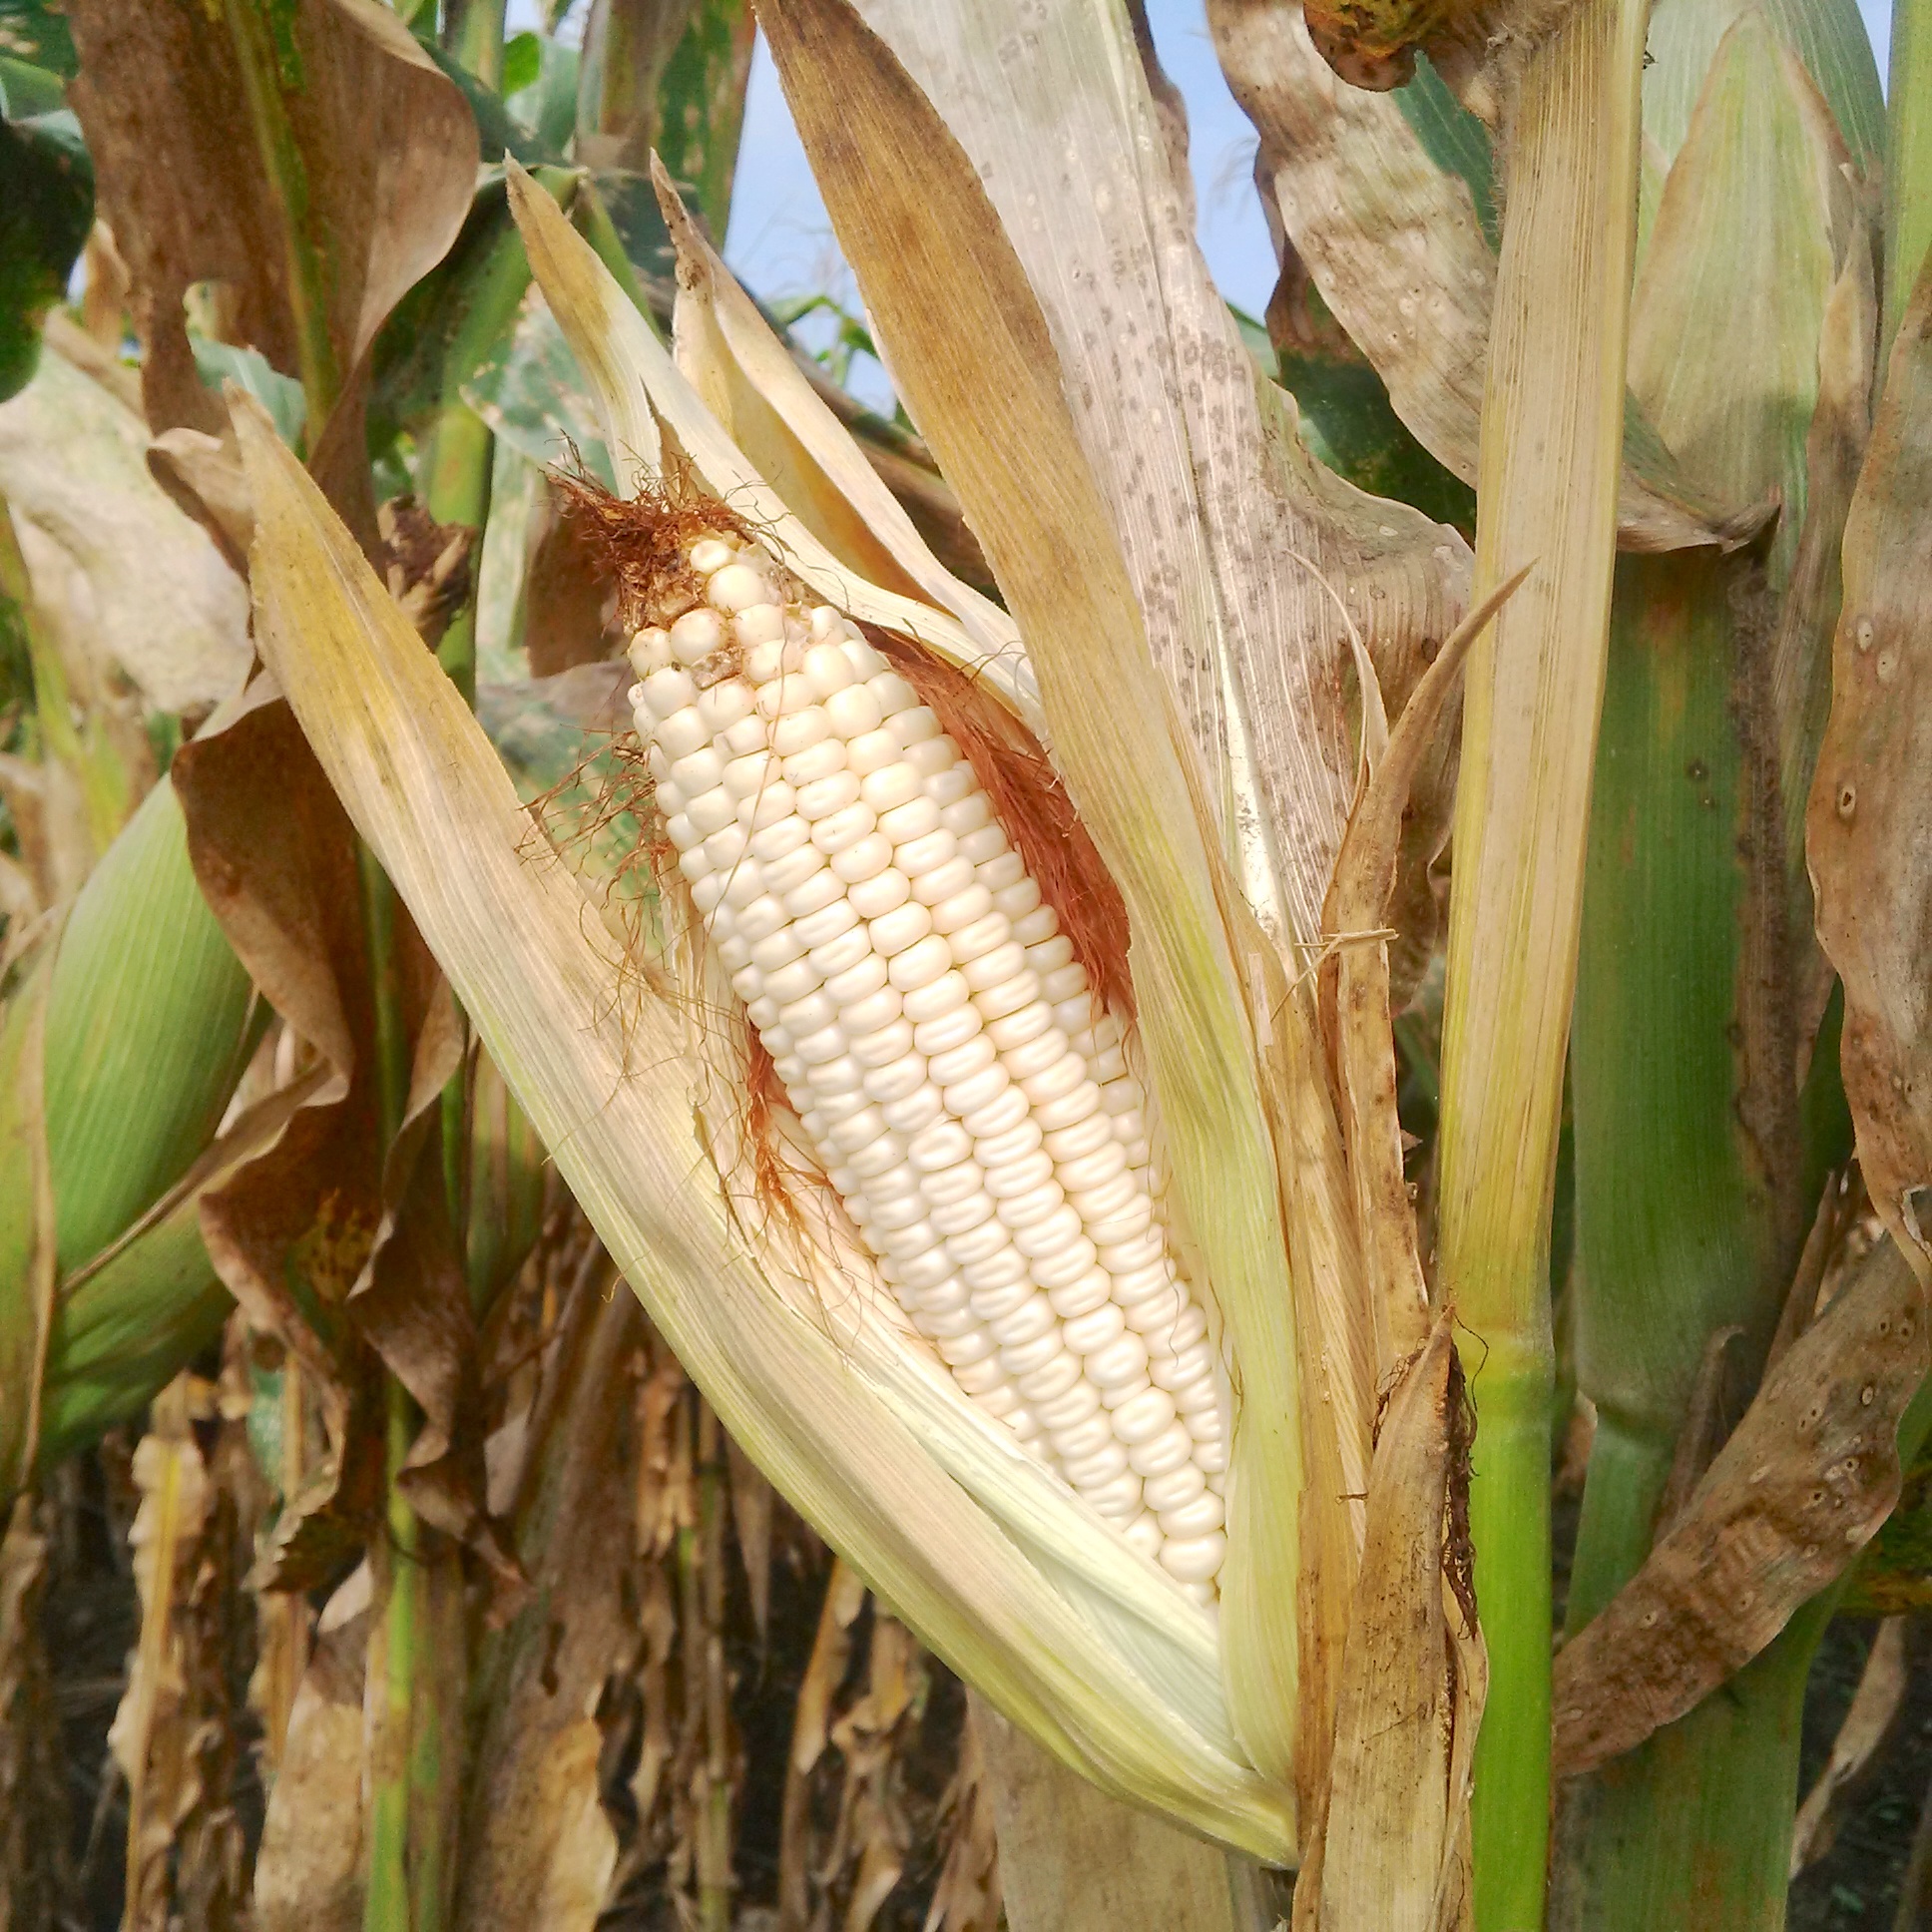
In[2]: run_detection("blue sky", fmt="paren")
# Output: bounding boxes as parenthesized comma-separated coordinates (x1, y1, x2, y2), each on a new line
(522, 0, 1898, 414)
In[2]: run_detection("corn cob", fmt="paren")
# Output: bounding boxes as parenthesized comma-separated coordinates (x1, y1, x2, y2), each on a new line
(627, 534, 1231, 1598)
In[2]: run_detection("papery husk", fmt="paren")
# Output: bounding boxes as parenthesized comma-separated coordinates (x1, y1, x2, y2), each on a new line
(232, 389, 1299, 1864)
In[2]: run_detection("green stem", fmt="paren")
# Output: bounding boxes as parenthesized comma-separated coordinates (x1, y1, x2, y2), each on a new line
(1433, 0, 1650, 1917)
(1888, 0, 1932, 349)
(572, 175, 661, 325)
(441, 0, 507, 90)
(222, 0, 338, 439)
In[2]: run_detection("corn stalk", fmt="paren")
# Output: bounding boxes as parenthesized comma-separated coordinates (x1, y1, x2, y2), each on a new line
(1432, 0, 1650, 1918)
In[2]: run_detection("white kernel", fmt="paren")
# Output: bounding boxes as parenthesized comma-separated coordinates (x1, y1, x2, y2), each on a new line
(1035, 1382, 1102, 1432)
(841, 985, 902, 1033)
(1158, 1532, 1224, 1584)
(739, 779, 799, 830)
(850, 1020, 914, 1070)
(949, 910, 1012, 963)
(961, 1248, 1029, 1293)
(1028, 936, 1076, 980)
(1111, 1386, 1179, 1444)
(1063, 1303, 1127, 1354)
(826, 1107, 889, 1156)
(755, 674, 814, 723)
(845, 1136, 906, 1180)
(888, 933, 954, 991)
(880, 1088, 944, 1135)
(895, 828, 959, 877)
(923, 1161, 984, 1208)
(877, 796, 941, 846)
(793, 900, 860, 950)
(769, 709, 830, 757)
(1069, 1172, 1139, 1221)
(1053, 1409, 1115, 1461)
(960, 1086, 1031, 1139)
(991, 1296, 1059, 1348)
(1014, 1353, 1083, 1403)
(945, 1064, 1010, 1114)
(803, 1059, 863, 1105)
(716, 936, 753, 973)
(927, 763, 976, 806)
(863, 1053, 926, 1105)
(978, 850, 1027, 891)
(763, 958, 823, 1005)
(807, 605, 844, 640)
(693, 683, 754, 736)
(1083, 1472, 1146, 1521)
(641, 662, 699, 719)
(736, 895, 789, 943)
(669, 608, 726, 665)
(1149, 1309, 1211, 1366)
(953, 1354, 1006, 1395)
(1035, 1080, 1102, 1131)
(678, 845, 713, 885)
(1192, 1431, 1228, 1476)
(1158, 1492, 1225, 1540)
(983, 1150, 1054, 1199)
(961, 941, 1027, 994)
(1034, 1242, 1102, 1298)
(845, 869, 904, 919)
(860, 763, 925, 813)
(722, 866, 766, 911)
(878, 1216, 941, 1262)
(748, 816, 812, 862)
(1124, 1287, 1189, 1338)
(887, 703, 940, 746)
(783, 738, 848, 787)
(974, 1119, 1044, 1169)
(803, 642, 856, 696)
(813, 804, 880, 856)
(689, 538, 735, 574)
(844, 727, 901, 776)
(741, 639, 790, 683)
(869, 900, 935, 956)
(938, 1330, 1000, 1370)
(826, 826, 892, 880)
(867, 672, 920, 718)
(1041, 963, 1090, 1004)
(943, 793, 994, 838)
(1128, 1418, 1198, 1479)
(791, 1021, 848, 1069)
(630, 626, 673, 676)
(795, 772, 862, 821)
(904, 735, 958, 779)
(1058, 1142, 1128, 1193)
(734, 605, 787, 649)
(843, 639, 889, 678)
(807, 925, 872, 978)
(814, 1088, 870, 1126)
(1001, 1186, 1070, 1235)
(1044, 1113, 1115, 1162)
(706, 562, 771, 613)
(901, 971, 972, 1025)
(823, 954, 890, 1005)
(987, 1002, 1056, 1051)
(914, 1005, 983, 1058)
(909, 1121, 973, 1172)
(958, 824, 1010, 865)
(1063, 1441, 1133, 1489)
(946, 1215, 1012, 1265)
(1053, 992, 1097, 1036)
(763, 843, 824, 897)
(721, 751, 776, 802)
(690, 874, 728, 915)
(654, 711, 711, 763)
(974, 971, 1042, 1022)
(929, 886, 994, 938)
(909, 855, 976, 906)
(929, 1037, 997, 1089)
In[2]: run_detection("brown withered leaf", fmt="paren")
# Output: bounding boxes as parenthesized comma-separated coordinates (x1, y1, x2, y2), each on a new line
(1299, 0, 1575, 100)
(0, 959, 56, 1499)
(1321, 568, 1529, 1371)
(455, 1264, 636, 1925)
(1552, 1234, 1925, 1776)
(1298, 1311, 1483, 1932)
(0, 1498, 68, 1923)
(67, 0, 475, 525)
(1806, 258, 1932, 1286)
(1789, 1615, 1909, 1877)
(251, 1574, 372, 1932)
(172, 680, 508, 1589)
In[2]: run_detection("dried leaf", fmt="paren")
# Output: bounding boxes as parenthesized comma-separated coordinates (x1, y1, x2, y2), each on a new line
(1552, 1235, 1925, 1776)
(1298, 1312, 1483, 1932)
(0, 1497, 67, 1922)
(67, 0, 477, 449)
(0, 347, 250, 710)
(1806, 259, 1932, 1283)
(0, 956, 55, 1497)
(1789, 1615, 1909, 1876)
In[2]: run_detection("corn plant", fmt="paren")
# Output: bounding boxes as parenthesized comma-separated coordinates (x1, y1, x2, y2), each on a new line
(9, 0, 1932, 1921)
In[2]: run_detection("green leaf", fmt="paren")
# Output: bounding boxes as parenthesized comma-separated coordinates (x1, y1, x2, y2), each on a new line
(0, 0, 74, 79)
(192, 335, 306, 449)
(0, 108, 91, 402)
(499, 28, 540, 100)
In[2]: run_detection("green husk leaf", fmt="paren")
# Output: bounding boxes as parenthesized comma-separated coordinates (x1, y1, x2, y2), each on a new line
(232, 388, 1299, 1864)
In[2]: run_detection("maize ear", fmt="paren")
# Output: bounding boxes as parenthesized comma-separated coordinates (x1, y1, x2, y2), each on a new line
(629, 535, 1232, 1597)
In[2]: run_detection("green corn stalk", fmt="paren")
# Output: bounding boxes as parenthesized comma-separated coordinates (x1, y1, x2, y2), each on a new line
(1431, 0, 1650, 1916)
(1554, 0, 1883, 1915)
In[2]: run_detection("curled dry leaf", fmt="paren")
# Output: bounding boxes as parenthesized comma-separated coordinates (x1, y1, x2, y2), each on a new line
(1806, 260, 1932, 1283)
(1295, 1310, 1483, 1932)
(1551, 1234, 1925, 1777)
(1208, 0, 1775, 553)
(0, 1499, 66, 1922)
(67, 0, 476, 522)
(1788, 1615, 1910, 1876)
(172, 681, 508, 1591)
(0, 348, 249, 711)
